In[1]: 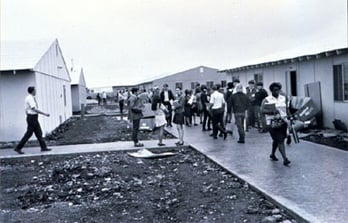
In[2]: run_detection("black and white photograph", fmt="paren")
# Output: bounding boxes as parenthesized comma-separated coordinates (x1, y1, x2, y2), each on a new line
(0, 0, 347, 222)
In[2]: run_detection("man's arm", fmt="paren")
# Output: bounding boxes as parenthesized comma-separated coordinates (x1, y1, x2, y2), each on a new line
(32, 107, 50, 117)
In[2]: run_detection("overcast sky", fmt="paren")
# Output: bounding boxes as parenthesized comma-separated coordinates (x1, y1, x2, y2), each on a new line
(1, 0, 347, 87)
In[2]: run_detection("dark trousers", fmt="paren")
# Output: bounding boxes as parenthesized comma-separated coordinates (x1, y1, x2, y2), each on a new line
(234, 113, 246, 141)
(247, 106, 255, 128)
(163, 101, 172, 125)
(212, 109, 225, 137)
(16, 114, 47, 150)
(132, 119, 140, 144)
(202, 109, 211, 130)
(119, 100, 124, 113)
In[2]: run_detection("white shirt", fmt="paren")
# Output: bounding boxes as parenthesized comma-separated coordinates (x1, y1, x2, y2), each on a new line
(25, 94, 38, 115)
(264, 94, 287, 118)
(164, 91, 169, 102)
(210, 90, 225, 109)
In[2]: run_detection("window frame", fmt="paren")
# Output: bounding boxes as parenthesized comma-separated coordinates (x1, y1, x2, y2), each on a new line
(333, 64, 348, 102)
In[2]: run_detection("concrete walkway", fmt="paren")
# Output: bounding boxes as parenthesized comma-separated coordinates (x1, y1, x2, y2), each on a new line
(165, 125, 348, 223)
(1, 125, 347, 222)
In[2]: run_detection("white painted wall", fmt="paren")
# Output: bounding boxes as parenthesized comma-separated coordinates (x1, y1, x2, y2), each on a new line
(0, 71, 35, 141)
(227, 54, 348, 128)
(0, 39, 73, 142)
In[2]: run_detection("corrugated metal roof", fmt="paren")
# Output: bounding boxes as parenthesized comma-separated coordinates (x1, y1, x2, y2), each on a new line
(220, 47, 348, 73)
(0, 39, 55, 71)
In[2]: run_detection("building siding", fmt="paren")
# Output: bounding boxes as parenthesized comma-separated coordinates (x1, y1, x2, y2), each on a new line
(225, 52, 348, 128)
(0, 39, 72, 142)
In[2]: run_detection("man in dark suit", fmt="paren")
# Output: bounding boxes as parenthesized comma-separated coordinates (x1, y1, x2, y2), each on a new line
(160, 84, 175, 127)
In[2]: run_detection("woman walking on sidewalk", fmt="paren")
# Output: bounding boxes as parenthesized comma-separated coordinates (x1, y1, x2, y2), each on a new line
(173, 88, 185, 146)
(261, 82, 291, 166)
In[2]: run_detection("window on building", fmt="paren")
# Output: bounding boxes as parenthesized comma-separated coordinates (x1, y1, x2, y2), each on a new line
(206, 81, 214, 88)
(175, 82, 183, 90)
(191, 82, 196, 89)
(200, 67, 204, 73)
(333, 64, 348, 101)
(221, 80, 227, 88)
(254, 73, 263, 84)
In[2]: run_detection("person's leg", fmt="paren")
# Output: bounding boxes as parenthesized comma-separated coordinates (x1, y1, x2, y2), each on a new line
(33, 120, 48, 149)
(202, 110, 208, 130)
(132, 119, 140, 145)
(279, 126, 291, 165)
(15, 116, 36, 151)
(235, 114, 245, 142)
(211, 110, 218, 138)
(158, 125, 165, 145)
(207, 113, 212, 130)
(119, 100, 124, 114)
(179, 124, 184, 143)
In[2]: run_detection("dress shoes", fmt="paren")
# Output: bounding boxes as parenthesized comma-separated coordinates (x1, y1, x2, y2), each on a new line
(41, 148, 52, 152)
(14, 148, 24, 154)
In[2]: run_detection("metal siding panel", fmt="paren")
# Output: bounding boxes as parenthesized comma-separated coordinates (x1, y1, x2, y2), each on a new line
(0, 72, 35, 141)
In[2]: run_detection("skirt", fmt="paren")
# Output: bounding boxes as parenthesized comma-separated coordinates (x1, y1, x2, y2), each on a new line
(173, 112, 184, 125)
(155, 110, 167, 127)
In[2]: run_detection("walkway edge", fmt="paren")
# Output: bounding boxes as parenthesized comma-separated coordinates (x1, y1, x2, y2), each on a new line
(189, 143, 315, 223)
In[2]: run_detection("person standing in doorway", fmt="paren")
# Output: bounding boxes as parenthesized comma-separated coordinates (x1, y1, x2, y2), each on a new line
(128, 87, 144, 147)
(160, 84, 175, 127)
(14, 86, 51, 154)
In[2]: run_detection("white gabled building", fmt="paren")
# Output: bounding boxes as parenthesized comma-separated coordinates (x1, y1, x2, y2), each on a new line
(0, 39, 72, 142)
(221, 47, 348, 129)
(70, 67, 87, 113)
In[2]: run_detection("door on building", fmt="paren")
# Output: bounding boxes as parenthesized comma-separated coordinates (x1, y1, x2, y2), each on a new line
(290, 71, 297, 96)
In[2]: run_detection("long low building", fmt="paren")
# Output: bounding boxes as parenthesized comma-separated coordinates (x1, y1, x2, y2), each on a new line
(220, 47, 348, 129)
(0, 39, 72, 142)
(152, 66, 228, 90)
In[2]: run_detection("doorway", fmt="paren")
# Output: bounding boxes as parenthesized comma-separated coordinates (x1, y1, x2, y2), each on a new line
(290, 71, 297, 96)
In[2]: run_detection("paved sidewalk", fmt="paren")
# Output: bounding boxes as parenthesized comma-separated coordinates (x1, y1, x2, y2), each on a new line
(1, 126, 347, 222)
(166, 125, 348, 223)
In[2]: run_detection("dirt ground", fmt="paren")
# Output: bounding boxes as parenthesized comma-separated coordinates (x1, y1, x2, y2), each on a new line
(0, 147, 294, 223)
(0, 104, 297, 222)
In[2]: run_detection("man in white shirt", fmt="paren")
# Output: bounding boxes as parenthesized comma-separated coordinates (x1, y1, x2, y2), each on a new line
(14, 86, 51, 154)
(209, 84, 227, 140)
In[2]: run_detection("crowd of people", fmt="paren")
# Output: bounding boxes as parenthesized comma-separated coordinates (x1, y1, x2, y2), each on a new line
(124, 80, 294, 166)
(14, 82, 294, 166)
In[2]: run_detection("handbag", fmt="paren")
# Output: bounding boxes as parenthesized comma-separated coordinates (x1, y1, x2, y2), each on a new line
(131, 108, 142, 114)
(270, 118, 285, 128)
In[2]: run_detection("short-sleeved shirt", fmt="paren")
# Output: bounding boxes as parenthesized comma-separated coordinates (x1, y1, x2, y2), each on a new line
(25, 94, 38, 115)
(210, 90, 225, 109)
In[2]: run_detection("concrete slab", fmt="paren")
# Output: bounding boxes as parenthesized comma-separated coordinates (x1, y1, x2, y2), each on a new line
(165, 125, 348, 223)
